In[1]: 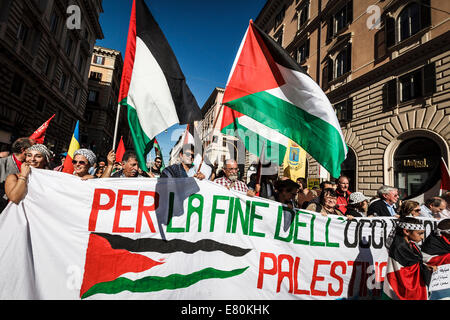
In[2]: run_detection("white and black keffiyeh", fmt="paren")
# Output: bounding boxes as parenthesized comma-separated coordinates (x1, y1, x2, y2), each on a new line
(27, 144, 52, 164)
(386, 219, 424, 249)
(73, 149, 96, 167)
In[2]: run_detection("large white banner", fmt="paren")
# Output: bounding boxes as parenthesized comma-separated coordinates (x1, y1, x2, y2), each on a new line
(0, 168, 440, 300)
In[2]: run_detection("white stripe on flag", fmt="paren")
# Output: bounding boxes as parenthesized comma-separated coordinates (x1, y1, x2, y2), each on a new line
(127, 37, 180, 139)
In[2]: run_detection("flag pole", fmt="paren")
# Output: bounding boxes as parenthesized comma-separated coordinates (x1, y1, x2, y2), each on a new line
(112, 103, 122, 151)
(197, 104, 223, 174)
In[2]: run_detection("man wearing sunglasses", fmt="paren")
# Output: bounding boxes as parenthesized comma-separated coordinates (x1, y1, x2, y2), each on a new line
(160, 144, 205, 180)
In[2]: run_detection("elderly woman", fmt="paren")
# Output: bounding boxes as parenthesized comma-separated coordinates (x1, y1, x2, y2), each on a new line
(346, 192, 371, 218)
(4, 144, 52, 204)
(398, 200, 422, 218)
(306, 188, 344, 217)
(72, 148, 96, 180)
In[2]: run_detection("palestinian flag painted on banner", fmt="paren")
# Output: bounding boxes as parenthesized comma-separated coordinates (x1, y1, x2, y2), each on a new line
(80, 233, 250, 299)
(118, 0, 202, 172)
(382, 235, 432, 300)
(221, 20, 347, 177)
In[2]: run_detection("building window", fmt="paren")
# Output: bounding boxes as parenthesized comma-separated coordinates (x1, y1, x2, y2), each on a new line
(274, 29, 283, 46)
(93, 55, 105, 65)
(383, 63, 436, 108)
(77, 55, 84, 73)
(11, 73, 25, 97)
(49, 10, 59, 34)
(89, 71, 102, 81)
(88, 90, 99, 102)
(274, 6, 285, 30)
(36, 95, 46, 113)
(386, 1, 431, 47)
(399, 69, 422, 102)
(334, 98, 353, 124)
(73, 87, 79, 104)
(297, 39, 310, 63)
(298, 2, 309, 29)
(399, 3, 421, 42)
(17, 22, 29, 45)
(326, 43, 352, 81)
(59, 73, 67, 91)
(64, 36, 73, 56)
(327, 0, 353, 40)
(42, 54, 52, 76)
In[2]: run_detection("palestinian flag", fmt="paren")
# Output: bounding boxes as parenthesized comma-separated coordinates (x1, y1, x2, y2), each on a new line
(80, 233, 250, 299)
(222, 20, 347, 177)
(118, 0, 202, 172)
(153, 138, 164, 170)
(382, 235, 432, 300)
(422, 233, 450, 267)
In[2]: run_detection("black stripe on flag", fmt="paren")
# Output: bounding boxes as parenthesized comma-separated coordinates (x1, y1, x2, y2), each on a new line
(135, 0, 202, 124)
(252, 22, 306, 75)
(95, 233, 252, 257)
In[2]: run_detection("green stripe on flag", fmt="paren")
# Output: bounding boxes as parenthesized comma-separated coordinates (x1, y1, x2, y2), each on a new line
(121, 98, 153, 172)
(225, 91, 347, 177)
(81, 266, 249, 299)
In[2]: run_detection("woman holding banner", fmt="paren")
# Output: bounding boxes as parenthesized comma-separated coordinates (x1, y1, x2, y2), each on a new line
(4, 144, 52, 204)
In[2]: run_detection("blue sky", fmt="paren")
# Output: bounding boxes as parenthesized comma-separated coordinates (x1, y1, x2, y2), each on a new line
(95, 0, 267, 164)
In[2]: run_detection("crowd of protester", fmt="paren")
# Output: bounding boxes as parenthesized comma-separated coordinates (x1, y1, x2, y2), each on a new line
(1, 138, 449, 221)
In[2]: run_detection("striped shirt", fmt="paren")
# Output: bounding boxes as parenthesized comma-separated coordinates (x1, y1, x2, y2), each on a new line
(214, 176, 248, 193)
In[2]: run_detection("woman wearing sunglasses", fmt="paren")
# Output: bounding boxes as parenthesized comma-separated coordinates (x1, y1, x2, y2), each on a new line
(4, 144, 52, 204)
(398, 200, 422, 218)
(72, 149, 96, 180)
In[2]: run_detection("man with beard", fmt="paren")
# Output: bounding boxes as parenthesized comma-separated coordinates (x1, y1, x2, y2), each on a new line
(214, 159, 257, 197)
(160, 144, 205, 180)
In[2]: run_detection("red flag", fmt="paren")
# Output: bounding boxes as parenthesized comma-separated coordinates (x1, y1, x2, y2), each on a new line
(440, 157, 450, 193)
(29, 114, 55, 144)
(116, 136, 126, 162)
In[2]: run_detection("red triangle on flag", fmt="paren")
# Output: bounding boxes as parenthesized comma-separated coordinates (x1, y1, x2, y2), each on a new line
(222, 21, 285, 104)
(80, 233, 164, 298)
(116, 136, 126, 162)
(29, 114, 55, 144)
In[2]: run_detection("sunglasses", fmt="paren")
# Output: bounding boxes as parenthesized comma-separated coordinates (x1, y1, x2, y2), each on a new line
(72, 160, 87, 165)
(413, 208, 421, 212)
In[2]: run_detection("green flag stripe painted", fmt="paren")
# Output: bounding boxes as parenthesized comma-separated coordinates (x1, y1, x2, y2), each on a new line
(81, 266, 249, 299)
(121, 98, 153, 172)
(225, 91, 346, 177)
(221, 119, 287, 165)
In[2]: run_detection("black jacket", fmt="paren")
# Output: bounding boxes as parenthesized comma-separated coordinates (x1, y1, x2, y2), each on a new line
(368, 199, 397, 217)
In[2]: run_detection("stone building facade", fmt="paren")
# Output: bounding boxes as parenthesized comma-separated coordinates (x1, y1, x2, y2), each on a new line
(255, 0, 449, 197)
(85, 45, 131, 158)
(0, 0, 104, 154)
